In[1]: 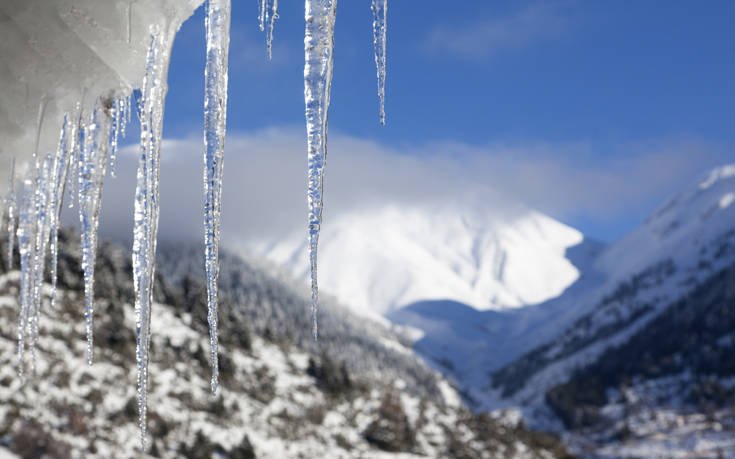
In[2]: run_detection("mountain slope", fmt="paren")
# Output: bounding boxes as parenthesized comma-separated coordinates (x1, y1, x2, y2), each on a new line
(250, 194, 597, 318)
(545, 261, 735, 458)
(472, 164, 735, 456)
(491, 165, 735, 404)
(380, 163, 735, 441)
(0, 231, 572, 458)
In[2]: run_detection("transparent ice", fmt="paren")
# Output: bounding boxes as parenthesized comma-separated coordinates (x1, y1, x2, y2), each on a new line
(203, 0, 231, 396)
(132, 27, 171, 449)
(304, 0, 338, 339)
(372, 0, 388, 125)
(78, 102, 113, 365)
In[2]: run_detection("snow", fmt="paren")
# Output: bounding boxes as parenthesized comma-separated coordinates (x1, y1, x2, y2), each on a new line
(253, 197, 588, 318)
(0, 255, 567, 458)
(719, 192, 735, 209)
(596, 164, 735, 281)
(566, 373, 735, 458)
(477, 164, 735, 413)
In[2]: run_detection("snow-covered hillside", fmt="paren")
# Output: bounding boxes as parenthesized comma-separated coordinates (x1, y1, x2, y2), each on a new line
(251, 194, 596, 317)
(490, 164, 735, 403)
(0, 230, 572, 458)
(380, 164, 735, 443)
(465, 164, 735, 456)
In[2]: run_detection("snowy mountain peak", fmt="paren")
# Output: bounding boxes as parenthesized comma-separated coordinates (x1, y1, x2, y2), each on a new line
(597, 163, 735, 279)
(251, 195, 596, 317)
(698, 164, 735, 190)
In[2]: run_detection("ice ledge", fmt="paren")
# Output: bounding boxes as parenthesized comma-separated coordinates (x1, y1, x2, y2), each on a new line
(0, 0, 203, 177)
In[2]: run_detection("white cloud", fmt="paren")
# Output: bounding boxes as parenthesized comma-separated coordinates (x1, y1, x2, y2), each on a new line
(86, 128, 729, 248)
(425, 2, 572, 60)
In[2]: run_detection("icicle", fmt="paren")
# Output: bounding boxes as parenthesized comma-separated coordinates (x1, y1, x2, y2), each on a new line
(49, 117, 72, 311)
(133, 27, 171, 450)
(32, 97, 50, 164)
(67, 98, 86, 209)
(267, 0, 279, 60)
(257, 0, 279, 59)
(6, 159, 16, 271)
(126, 93, 133, 128)
(109, 94, 131, 178)
(371, 0, 387, 125)
(78, 102, 112, 365)
(304, 0, 338, 340)
(258, 0, 267, 32)
(109, 99, 121, 177)
(27, 155, 53, 373)
(16, 179, 35, 378)
(203, 0, 231, 396)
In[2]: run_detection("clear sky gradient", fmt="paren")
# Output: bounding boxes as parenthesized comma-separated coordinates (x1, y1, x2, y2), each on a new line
(148, 0, 735, 242)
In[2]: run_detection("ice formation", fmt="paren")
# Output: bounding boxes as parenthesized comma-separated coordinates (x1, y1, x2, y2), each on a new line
(15, 178, 35, 378)
(258, 0, 280, 59)
(372, 0, 388, 125)
(4, 0, 390, 449)
(78, 102, 113, 364)
(132, 27, 173, 448)
(304, 0, 339, 340)
(5, 159, 16, 271)
(203, 0, 232, 396)
(49, 116, 73, 311)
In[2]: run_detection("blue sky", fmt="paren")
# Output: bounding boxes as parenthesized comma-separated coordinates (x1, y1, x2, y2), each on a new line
(148, 0, 735, 242)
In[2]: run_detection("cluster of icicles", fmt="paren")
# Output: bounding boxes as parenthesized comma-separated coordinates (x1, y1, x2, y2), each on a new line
(7, 0, 388, 449)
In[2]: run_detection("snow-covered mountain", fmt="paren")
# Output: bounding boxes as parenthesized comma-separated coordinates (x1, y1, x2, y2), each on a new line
(250, 193, 599, 318)
(0, 229, 571, 458)
(359, 163, 735, 457)
(476, 164, 735, 456)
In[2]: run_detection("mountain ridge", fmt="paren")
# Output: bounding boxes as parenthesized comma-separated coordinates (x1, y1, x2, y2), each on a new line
(249, 194, 599, 319)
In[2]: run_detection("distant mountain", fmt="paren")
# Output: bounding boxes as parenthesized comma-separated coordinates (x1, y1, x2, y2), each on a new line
(482, 165, 735, 456)
(250, 193, 600, 318)
(0, 229, 571, 458)
(492, 165, 735, 401)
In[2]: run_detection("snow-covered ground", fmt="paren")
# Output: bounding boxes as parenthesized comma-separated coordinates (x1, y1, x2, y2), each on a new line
(0, 235, 571, 458)
(566, 373, 735, 458)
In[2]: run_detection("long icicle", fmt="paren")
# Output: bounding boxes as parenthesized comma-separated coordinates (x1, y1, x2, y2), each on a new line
(257, 0, 279, 59)
(78, 101, 112, 365)
(6, 158, 16, 271)
(27, 154, 54, 374)
(16, 179, 36, 378)
(203, 0, 231, 397)
(32, 97, 50, 164)
(133, 26, 171, 450)
(371, 0, 388, 125)
(258, 0, 267, 32)
(110, 94, 130, 177)
(266, 0, 279, 60)
(49, 116, 73, 310)
(66, 94, 87, 209)
(304, 0, 338, 340)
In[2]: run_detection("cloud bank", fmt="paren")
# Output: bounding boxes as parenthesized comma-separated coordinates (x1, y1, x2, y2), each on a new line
(83, 128, 728, 249)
